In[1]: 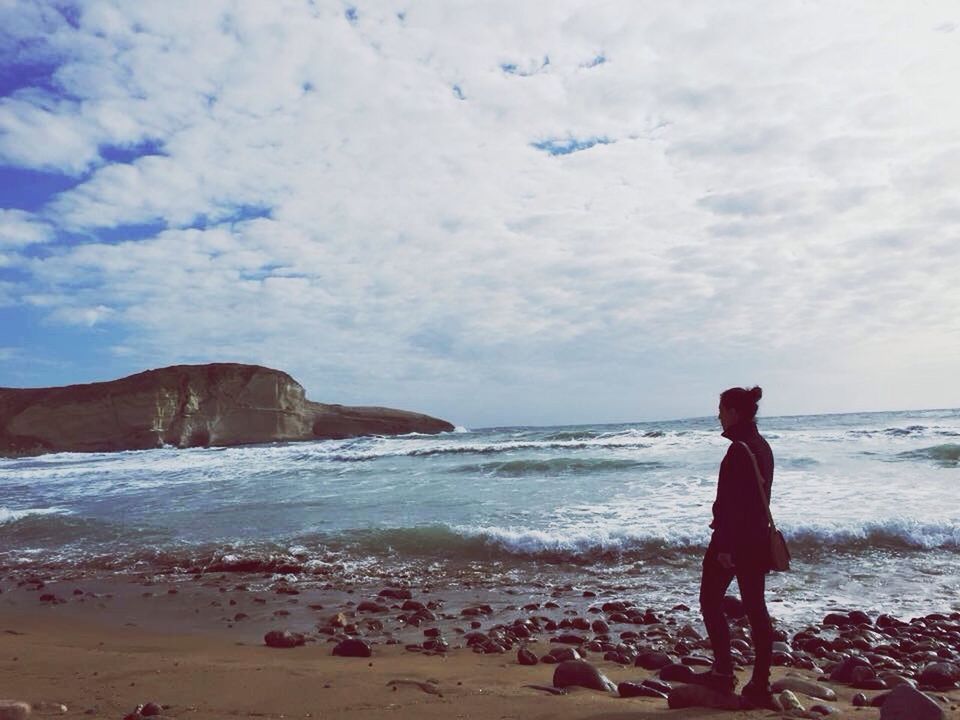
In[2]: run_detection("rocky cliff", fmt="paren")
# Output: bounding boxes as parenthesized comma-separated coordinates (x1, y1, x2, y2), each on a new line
(0, 364, 455, 455)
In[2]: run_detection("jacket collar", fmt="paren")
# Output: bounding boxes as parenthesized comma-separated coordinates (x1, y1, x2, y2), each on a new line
(722, 420, 757, 442)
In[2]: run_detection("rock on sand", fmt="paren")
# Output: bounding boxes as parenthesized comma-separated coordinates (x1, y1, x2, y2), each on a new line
(552, 660, 617, 693)
(879, 685, 946, 720)
(0, 701, 30, 720)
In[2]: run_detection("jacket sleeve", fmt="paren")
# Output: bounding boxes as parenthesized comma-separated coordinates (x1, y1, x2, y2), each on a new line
(711, 443, 753, 555)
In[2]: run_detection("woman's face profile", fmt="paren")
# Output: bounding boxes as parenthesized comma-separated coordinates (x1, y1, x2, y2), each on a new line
(718, 403, 739, 431)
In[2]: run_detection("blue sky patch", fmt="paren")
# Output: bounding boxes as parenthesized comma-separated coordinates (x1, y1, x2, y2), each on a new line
(345, 7, 358, 24)
(186, 204, 272, 231)
(0, 57, 60, 98)
(86, 221, 168, 245)
(583, 54, 607, 68)
(0, 166, 82, 211)
(452, 84, 465, 100)
(99, 139, 166, 164)
(530, 136, 614, 156)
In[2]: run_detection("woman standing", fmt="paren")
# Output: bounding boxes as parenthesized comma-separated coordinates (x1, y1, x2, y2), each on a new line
(696, 386, 776, 708)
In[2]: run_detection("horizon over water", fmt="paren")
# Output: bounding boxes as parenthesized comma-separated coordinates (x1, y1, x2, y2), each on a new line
(1, 406, 958, 627)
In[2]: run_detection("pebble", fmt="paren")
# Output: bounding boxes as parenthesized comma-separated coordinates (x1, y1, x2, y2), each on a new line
(772, 676, 838, 701)
(552, 660, 617, 693)
(658, 663, 695, 682)
(263, 630, 305, 648)
(0, 701, 30, 720)
(517, 647, 538, 665)
(918, 661, 959, 689)
(809, 703, 840, 715)
(828, 655, 873, 683)
(779, 689, 804, 712)
(879, 685, 946, 720)
(635, 651, 673, 670)
(332, 639, 372, 657)
(378, 588, 411, 600)
(617, 681, 667, 699)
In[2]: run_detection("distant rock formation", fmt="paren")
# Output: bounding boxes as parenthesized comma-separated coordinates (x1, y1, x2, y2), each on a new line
(0, 363, 455, 456)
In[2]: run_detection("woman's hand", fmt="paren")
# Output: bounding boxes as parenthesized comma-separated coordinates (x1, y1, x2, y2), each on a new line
(717, 553, 734, 569)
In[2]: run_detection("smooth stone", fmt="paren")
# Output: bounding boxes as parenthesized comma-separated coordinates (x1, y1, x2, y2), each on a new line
(551, 633, 587, 645)
(140, 703, 163, 717)
(658, 663, 695, 682)
(878, 685, 946, 720)
(517, 647, 538, 666)
(263, 630, 305, 648)
(635, 651, 673, 670)
(357, 601, 389, 613)
(852, 692, 869, 707)
(667, 684, 740, 711)
(772, 676, 838, 701)
(823, 613, 852, 626)
(779, 689, 804, 712)
(854, 677, 888, 690)
(680, 655, 713, 667)
(918, 661, 959, 689)
(378, 588, 412, 600)
(809, 704, 841, 715)
(332, 639, 372, 657)
(0, 701, 30, 720)
(591, 620, 609, 633)
(617, 682, 667, 699)
(829, 655, 873, 683)
(851, 665, 877, 683)
(879, 673, 916, 688)
(677, 625, 702, 640)
(549, 647, 582, 662)
(552, 660, 617, 693)
(642, 678, 673, 694)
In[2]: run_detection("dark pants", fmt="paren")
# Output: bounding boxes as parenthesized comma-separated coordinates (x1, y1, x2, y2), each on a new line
(699, 547, 773, 684)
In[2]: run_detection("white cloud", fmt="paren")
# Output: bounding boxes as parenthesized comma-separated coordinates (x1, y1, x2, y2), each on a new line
(0, 209, 53, 248)
(2, 1, 960, 423)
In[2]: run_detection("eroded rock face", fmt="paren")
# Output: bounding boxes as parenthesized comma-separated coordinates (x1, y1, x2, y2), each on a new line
(0, 363, 455, 455)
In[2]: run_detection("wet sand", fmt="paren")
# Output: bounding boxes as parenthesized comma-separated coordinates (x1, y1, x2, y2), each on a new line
(1, 571, 958, 719)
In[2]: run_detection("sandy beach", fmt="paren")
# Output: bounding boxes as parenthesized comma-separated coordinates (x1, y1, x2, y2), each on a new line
(2, 571, 958, 720)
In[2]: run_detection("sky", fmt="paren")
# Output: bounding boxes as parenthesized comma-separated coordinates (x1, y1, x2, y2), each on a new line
(1, 1, 959, 428)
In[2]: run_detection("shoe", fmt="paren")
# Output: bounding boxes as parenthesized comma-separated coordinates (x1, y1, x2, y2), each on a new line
(739, 681, 779, 710)
(689, 669, 738, 694)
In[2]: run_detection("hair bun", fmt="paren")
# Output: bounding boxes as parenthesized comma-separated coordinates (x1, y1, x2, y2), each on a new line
(750, 386, 763, 402)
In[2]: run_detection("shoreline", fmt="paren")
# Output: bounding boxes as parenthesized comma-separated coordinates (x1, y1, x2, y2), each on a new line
(2, 571, 958, 719)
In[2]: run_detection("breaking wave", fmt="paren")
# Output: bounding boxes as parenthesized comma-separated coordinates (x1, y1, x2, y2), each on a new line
(895, 444, 960, 467)
(3, 517, 955, 573)
(449, 458, 663, 476)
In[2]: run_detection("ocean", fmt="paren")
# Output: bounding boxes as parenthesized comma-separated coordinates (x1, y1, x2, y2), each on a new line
(2, 408, 958, 626)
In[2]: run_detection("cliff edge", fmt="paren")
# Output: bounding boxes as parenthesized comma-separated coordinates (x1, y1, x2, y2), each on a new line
(0, 363, 455, 455)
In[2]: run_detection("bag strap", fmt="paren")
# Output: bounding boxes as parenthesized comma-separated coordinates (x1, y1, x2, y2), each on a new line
(737, 441, 777, 531)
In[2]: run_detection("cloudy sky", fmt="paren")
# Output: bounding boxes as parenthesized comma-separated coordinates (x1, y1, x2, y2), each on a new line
(1, 1, 959, 427)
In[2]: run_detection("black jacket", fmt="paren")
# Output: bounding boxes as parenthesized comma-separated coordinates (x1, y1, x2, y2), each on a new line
(709, 421, 774, 569)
